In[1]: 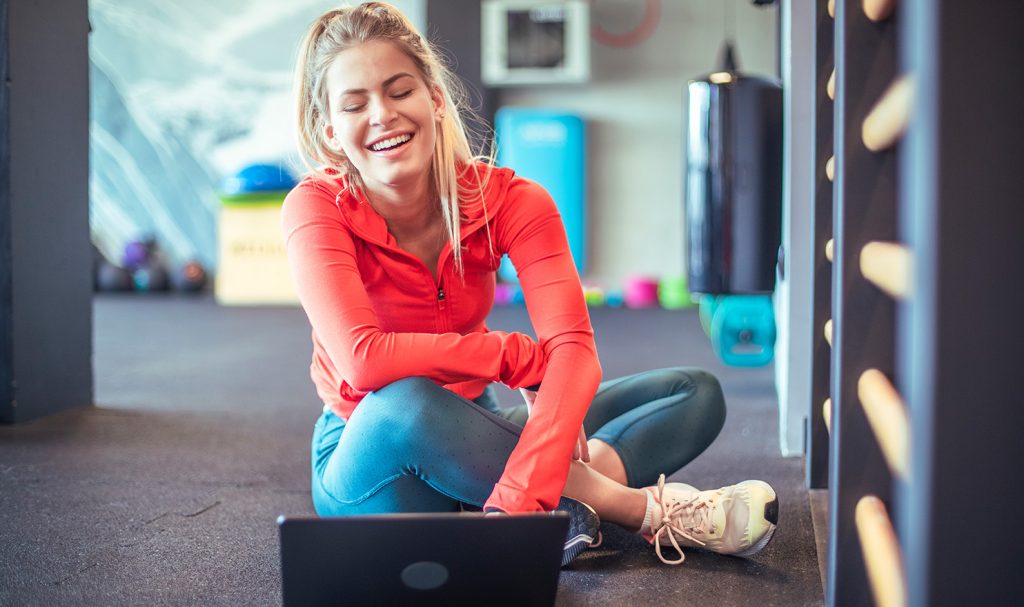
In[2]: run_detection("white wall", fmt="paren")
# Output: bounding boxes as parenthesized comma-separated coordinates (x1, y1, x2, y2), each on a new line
(497, 0, 778, 285)
(775, 0, 814, 457)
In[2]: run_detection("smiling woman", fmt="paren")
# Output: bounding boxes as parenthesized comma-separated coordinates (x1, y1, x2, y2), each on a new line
(283, 1, 779, 571)
(322, 47, 442, 200)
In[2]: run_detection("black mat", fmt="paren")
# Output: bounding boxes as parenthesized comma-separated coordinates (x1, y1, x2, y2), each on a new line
(0, 295, 822, 606)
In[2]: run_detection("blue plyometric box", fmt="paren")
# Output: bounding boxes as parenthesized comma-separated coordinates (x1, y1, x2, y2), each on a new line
(495, 108, 586, 282)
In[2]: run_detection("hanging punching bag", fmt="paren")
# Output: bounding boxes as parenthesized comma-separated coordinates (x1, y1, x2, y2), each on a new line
(685, 42, 782, 295)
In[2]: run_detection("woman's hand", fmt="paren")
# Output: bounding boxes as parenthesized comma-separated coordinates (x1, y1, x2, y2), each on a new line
(519, 388, 590, 463)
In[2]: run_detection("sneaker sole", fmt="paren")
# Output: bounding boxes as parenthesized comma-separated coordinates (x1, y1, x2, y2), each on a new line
(561, 533, 598, 567)
(559, 499, 601, 567)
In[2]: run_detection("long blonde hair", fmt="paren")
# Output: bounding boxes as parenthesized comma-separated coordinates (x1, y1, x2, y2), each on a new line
(294, 2, 492, 272)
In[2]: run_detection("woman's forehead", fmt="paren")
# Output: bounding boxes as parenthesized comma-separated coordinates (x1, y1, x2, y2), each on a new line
(325, 40, 420, 92)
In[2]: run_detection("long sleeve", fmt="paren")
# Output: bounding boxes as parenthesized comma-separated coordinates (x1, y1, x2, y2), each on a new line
(484, 178, 602, 513)
(281, 181, 546, 395)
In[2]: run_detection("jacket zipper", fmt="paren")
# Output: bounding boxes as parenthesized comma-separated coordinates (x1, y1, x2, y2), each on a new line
(436, 273, 449, 334)
(435, 245, 451, 334)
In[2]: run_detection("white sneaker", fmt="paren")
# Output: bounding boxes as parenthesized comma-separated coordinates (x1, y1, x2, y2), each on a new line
(642, 474, 778, 565)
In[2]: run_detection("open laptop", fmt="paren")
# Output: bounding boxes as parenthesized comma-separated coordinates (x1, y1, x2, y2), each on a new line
(278, 512, 569, 607)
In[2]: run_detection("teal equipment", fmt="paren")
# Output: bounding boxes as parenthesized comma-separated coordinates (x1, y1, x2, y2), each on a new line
(699, 295, 776, 367)
(495, 108, 586, 282)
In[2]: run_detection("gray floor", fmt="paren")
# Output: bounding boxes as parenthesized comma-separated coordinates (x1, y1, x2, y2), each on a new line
(0, 295, 823, 606)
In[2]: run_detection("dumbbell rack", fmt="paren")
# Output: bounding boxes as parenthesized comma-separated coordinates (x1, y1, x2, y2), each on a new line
(810, 1, 1024, 605)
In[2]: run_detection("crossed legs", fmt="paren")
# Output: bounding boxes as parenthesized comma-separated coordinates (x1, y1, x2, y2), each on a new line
(311, 368, 726, 533)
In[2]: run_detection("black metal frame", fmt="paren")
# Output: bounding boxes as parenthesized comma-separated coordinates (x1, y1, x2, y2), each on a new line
(806, 0, 833, 491)
(0, 0, 11, 423)
(826, 0, 900, 603)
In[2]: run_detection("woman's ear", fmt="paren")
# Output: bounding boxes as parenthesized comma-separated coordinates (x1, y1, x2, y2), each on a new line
(323, 123, 337, 148)
(431, 84, 446, 121)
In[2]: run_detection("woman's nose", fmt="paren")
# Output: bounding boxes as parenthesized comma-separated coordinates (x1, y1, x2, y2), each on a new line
(369, 97, 398, 126)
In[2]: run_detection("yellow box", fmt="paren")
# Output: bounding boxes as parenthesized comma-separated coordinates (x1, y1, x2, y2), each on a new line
(216, 199, 298, 305)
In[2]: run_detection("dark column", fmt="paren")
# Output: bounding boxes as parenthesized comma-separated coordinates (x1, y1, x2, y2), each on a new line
(0, 0, 92, 424)
(900, 1, 1024, 604)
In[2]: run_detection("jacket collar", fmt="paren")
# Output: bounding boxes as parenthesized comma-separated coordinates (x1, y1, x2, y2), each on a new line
(318, 162, 515, 248)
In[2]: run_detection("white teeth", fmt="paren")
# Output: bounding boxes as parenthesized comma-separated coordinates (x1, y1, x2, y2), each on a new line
(370, 134, 411, 151)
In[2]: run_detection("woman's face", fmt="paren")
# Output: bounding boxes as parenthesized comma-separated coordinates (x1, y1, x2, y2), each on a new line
(322, 39, 444, 198)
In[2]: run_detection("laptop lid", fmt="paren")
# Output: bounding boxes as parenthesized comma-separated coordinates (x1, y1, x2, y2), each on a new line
(278, 512, 569, 607)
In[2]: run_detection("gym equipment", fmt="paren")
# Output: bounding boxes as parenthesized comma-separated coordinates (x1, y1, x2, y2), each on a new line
(122, 239, 151, 270)
(604, 289, 625, 308)
(217, 163, 299, 305)
(658, 276, 695, 309)
(119, 237, 173, 293)
(582, 285, 605, 307)
(221, 163, 297, 195)
(493, 283, 514, 306)
(495, 108, 586, 283)
(132, 263, 170, 292)
(685, 42, 782, 295)
(95, 260, 133, 292)
(623, 276, 659, 309)
(510, 286, 526, 305)
(698, 295, 719, 335)
(173, 260, 208, 293)
(702, 295, 776, 367)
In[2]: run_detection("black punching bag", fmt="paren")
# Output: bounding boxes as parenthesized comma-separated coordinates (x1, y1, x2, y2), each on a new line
(685, 42, 782, 295)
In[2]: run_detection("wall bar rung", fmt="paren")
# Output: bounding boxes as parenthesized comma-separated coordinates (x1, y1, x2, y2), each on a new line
(828, 0, 835, 18)
(827, 69, 836, 100)
(826, 155, 835, 181)
(858, 369, 911, 480)
(825, 238, 834, 262)
(856, 496, 908, 607)
(824, 319, 833, 346)
(860, 241, 912, 299)
(824, 398, 832, 434)
(863, 0, 897, 22)
(863, 76, 914, 152)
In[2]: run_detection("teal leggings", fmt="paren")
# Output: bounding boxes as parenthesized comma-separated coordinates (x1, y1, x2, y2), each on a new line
(311, 368, 726, 515)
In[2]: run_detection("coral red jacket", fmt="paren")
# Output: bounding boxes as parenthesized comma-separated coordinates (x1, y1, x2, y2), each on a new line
(281, 163, 601, 513)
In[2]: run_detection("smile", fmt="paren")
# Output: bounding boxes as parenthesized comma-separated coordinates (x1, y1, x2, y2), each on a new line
(368, 133, 413, 152)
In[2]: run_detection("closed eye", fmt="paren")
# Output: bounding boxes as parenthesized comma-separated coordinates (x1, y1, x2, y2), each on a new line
(391, 89, 413, 99)
(341, 104, 365, 113)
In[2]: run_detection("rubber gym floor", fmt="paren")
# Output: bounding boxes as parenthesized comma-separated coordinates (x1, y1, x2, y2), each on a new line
(0, 295, 823, 606)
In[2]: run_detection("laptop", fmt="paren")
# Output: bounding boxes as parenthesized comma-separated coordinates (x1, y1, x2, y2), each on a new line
(278, 512, 569, 607)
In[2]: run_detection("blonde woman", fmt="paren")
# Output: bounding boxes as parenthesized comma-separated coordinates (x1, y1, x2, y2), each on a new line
(283, 2, 778, 567)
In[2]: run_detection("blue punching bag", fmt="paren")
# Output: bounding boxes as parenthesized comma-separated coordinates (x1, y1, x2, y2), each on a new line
(495, 108, 586, 282)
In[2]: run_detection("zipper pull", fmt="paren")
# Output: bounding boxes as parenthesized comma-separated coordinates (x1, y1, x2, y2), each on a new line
(438, 287, 445, 301)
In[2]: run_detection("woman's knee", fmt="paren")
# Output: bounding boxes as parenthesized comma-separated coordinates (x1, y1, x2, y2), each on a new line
(349, 377, 454, 444)
(359, 376, 437, 417)
(666, 367, 727, 431)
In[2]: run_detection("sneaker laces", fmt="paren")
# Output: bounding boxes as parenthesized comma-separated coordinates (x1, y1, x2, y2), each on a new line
(651, 474, 715, 565)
